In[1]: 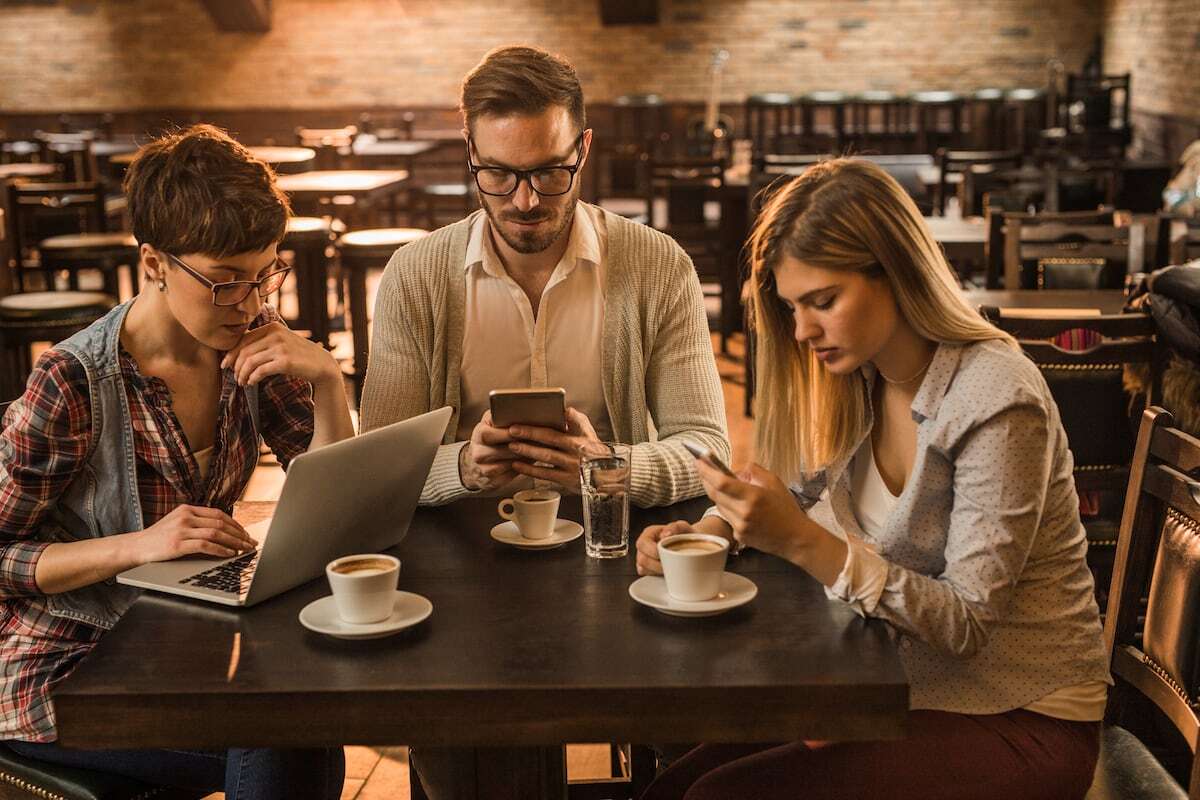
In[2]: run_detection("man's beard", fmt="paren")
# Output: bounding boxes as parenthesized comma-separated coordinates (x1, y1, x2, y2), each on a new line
(480, 188, 578, 255)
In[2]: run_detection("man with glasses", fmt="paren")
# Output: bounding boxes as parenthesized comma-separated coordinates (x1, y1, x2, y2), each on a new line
(361, 45, 729, 509)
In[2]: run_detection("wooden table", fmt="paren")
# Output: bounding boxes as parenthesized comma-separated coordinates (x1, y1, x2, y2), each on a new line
(964, 288, 1127, 314)
(276, 169, 409, 223)
(54, 497, 908, 754)
(247, 146, 317, 174)
(924, 216, 986, 264)
(351, 139, 438, 161)
(0, 163, 57, 181)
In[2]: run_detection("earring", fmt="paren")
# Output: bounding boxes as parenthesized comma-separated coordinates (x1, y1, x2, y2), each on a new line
(157, 278, 166, 292)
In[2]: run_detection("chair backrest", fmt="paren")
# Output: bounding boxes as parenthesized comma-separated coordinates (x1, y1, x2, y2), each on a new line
(1103, 407, 1200, 796)
(934, 149, 1022, 214)
(645, 156, 724, 229)
(985, 207, 1116, 289)
(1002, 217, 1141, 291)
(5, 182, 106, 267)
(1155, 214, 1200, 268)
(33, 130, 97, 182)
(981, 308, 1160, 491)
(295, 126, 357, 169)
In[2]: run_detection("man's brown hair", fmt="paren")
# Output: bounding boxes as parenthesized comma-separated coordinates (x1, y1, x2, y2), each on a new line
(123, 124, 290, 259)
(460, 46, 586, 133)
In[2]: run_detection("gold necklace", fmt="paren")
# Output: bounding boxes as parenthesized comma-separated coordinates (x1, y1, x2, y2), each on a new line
(877, 354, 935, 385)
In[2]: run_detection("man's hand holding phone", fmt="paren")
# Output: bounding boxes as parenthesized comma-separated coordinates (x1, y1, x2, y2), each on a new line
(459, 410, 520, 492)
(507, 407, 601, 493)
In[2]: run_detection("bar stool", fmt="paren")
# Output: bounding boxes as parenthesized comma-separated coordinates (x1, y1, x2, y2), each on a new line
(280, 215, 342, 346)
(0, 291, 116, 400)
(335, 228, 428, 397)
(419, 183, 473, 230)
(38, 232, 139, 299)
(911, 91, 964, 154)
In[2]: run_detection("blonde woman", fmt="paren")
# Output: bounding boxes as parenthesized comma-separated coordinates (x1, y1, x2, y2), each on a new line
(635, 159, 1109, 800)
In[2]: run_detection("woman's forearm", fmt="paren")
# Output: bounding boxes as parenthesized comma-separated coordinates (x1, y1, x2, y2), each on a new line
(309, 377, 356, 451)
(34, 533, 144, 595)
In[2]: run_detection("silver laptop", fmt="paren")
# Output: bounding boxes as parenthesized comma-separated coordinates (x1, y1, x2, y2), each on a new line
(117, 406, 452, 607)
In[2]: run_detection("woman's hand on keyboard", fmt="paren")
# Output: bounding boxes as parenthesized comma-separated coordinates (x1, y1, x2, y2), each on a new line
(130, 505, 258, 564)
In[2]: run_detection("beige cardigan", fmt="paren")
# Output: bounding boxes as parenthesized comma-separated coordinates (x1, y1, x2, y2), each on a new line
(359, 206, 730, 507)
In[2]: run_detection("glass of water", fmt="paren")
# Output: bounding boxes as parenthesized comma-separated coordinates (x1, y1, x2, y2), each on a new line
(579, 442, 631, 559)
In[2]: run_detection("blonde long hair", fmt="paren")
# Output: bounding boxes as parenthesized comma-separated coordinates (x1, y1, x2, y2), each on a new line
(747, 158, 1013, 481)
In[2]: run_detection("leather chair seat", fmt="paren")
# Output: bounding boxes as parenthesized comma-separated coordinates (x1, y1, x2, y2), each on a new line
(0, 292, 116, 324)
(0, 742, 199, 800)
(1085, 725, 1186, 800)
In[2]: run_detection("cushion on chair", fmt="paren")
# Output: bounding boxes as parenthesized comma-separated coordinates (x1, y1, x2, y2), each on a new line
(0, 292, 117, 323)
(0, 742, 179, 800)
(1085, 725, 1186, 800)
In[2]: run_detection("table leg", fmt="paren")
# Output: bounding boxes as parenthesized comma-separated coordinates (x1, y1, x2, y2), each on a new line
(347, 259, 369, 399)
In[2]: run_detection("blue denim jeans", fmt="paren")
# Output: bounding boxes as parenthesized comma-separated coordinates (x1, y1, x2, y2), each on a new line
(5, 740, 344, 800)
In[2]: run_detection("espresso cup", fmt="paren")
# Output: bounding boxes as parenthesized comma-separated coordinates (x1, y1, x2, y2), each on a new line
(325, 554, 400, 624)
(497, 489, 561, 540)
(657, 533, 730, 602)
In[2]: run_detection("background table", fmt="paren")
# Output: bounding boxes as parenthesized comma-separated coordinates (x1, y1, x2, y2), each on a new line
(54, 496, 908, 751)
(964, 288, 1126, 314)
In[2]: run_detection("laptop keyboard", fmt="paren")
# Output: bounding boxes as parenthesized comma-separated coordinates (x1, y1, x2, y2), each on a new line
(178, 550, 260, 595)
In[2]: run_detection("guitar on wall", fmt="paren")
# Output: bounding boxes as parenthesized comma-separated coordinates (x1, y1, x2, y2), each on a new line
(686, 48, 733, 159)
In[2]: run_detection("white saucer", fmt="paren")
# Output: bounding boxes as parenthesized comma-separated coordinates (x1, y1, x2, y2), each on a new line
(628, 573, 758, 617)
(298, 591, 432, 639)
(490, 519, 584, 550)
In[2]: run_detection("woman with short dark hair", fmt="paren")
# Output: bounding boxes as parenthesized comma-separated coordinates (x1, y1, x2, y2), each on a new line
(0, 124, 350, 798)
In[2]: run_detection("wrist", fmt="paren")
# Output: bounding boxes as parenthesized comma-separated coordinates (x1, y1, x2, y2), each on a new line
(117, 530, 149, 569)
(457, 442, 478, 490)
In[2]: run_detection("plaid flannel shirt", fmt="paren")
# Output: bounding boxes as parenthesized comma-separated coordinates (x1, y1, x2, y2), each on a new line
(0, 305, 314, 741)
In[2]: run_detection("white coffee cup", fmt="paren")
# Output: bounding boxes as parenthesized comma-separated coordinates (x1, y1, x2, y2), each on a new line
(657, 533, 730, 602)
(497, 489, 561, 540)
(325, 553, 400, 624)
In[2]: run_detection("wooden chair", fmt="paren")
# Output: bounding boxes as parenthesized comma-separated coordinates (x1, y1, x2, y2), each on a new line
(967, 88, 1007, 150)
(644, 156, 735, 351)
(984, 207, 1116, 289)
(1002, 87, 1046, 155)
(798, 91, 849, 154)
(980, 308, 1162, 615)
(1155, 215, 1200, 268)
(933, 149, 1021, 216)
(1086, 407, 1200, 799)
(33, 131, 97, 183)
(1001, 217, 1143, 291)
(743, 93, 797, 156)
(295, 125, 357, 170)
(911, 91, 964, 155)
(4, 181, 136, 294)
(846, 91, 911, 154)
(960, 161, 1045, 218)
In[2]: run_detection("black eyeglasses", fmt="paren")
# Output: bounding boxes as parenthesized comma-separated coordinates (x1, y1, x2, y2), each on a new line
(467, 132, 586, 197)
(162, 251, 292, 307)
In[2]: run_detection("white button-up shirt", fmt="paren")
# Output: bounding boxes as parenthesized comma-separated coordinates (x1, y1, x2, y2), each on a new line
(456, 202, 614, 446)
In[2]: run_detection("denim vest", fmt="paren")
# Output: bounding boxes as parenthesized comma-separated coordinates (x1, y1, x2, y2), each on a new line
(44, 301, 258, 631)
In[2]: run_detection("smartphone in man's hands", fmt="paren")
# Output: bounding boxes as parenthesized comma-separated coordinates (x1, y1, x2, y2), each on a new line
(682, 440, 737, 478)
(489, 387, 567, 430)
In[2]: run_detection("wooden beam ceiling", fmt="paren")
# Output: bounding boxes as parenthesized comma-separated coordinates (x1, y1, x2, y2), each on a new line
(199, 0, 271, 33)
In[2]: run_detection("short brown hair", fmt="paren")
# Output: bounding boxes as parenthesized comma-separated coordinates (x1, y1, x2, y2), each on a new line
(460, 46, 585, 133)
(123, 124, 290, 258)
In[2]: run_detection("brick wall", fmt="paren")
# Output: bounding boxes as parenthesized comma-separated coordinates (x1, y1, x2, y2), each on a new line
(1103, 0, 1200, 160)
(0, 0, 1102, 113)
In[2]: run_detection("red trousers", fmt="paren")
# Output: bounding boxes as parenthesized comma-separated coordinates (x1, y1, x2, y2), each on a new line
(640, 709, 1100, 800)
